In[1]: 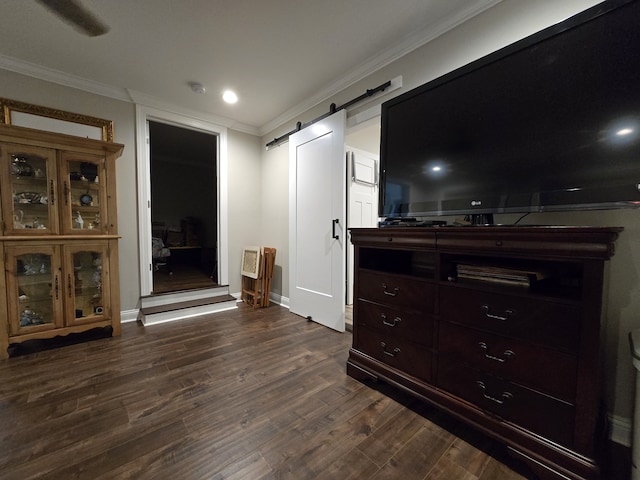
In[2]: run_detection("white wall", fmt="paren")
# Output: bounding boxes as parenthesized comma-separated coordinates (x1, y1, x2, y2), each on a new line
(260, 0, 637, 440)
(258, 143, 289, 302)
(226, 130, 263, 295)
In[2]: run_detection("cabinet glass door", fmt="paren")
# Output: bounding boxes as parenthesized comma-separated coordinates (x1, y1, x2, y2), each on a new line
(1, 144, 59, 235)
(59, 152, 106, 234)
(65, 243, 110, 325)
(6, 246, 63, 336)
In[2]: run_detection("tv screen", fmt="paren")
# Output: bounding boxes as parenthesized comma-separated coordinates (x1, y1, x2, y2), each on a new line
(380, 0, 640, 221)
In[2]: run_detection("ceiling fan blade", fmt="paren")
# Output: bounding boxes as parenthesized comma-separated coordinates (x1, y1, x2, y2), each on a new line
(36, 0, 110, 37)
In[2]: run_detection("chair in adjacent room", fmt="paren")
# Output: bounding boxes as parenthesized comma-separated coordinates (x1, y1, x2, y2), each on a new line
(151, 223, 172, 274)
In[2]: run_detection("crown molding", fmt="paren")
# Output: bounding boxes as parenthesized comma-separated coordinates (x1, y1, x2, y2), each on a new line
(0, 53, 131, 102)
(0, 53, 259, 136)
(258, 0, 502, 137)
(126, 89, 259, 136)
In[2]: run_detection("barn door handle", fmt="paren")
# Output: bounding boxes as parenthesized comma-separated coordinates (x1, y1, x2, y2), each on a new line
(332, 218, 339, 240)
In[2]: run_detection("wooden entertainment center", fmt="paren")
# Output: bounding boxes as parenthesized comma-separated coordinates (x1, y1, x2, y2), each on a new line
(348, 226, 621, 480)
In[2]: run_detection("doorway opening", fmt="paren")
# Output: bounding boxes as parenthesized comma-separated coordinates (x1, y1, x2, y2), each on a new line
(345, 118, 381, 330)
(148, 121, 218, 294)
(135, 105, 229, 299)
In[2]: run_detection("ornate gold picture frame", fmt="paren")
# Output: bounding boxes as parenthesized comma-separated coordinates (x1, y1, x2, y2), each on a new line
(0, 98, 114, 142)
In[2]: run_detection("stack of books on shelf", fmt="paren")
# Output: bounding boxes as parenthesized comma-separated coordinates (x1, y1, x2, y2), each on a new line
(455, 263, 550, 287)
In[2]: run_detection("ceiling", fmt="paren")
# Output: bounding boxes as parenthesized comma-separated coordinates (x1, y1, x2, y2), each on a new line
(0, 0, 500, 136)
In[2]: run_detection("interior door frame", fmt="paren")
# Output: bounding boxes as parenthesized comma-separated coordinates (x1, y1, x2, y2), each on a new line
(135, 105, 229, 296)
(345, 145, 379, 305)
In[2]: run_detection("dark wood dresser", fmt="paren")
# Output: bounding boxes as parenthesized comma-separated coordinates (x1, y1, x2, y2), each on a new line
(347, 226, 622, 480)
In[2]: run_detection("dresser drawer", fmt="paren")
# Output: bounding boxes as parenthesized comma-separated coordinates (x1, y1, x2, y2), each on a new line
(439, 321, 577, 401)
(355, 326, 432, 382)
(437, 361, 575, 448)
(439, 285, 580, 352)
(357, 299, 433, 347)
(358, 270, 434, 312)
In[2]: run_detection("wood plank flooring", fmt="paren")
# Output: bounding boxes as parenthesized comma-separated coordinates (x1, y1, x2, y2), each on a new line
(153, 263, 217, 294)
(0, 304, 628, 479)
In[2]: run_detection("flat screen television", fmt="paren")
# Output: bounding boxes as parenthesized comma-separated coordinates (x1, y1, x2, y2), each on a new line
(379, 0, 640, 224)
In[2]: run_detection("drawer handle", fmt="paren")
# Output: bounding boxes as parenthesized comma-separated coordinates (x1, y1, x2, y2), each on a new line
(381, 283, 399, 297)
(380, 342, 401, 357)
(476, 381, 513, 405)
(381, 313, 402, 327)
(478, 342, 515, 363)
(481, 305, 514, 321)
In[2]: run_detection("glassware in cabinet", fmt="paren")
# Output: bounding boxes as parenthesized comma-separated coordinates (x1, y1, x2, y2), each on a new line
(59, 152, 106, 234)
(6, 245, 63, 336)
(64, 243, 110, 325)
(1, 144, 59, 235)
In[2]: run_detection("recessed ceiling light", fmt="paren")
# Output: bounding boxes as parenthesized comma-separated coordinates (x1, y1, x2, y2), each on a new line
(223, 90, 238, 104)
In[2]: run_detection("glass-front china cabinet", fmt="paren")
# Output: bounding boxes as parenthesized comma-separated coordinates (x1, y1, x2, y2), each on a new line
(0, 124, 123, 359)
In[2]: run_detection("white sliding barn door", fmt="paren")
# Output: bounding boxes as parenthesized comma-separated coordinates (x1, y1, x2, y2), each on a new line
(289, 110, 346, 332)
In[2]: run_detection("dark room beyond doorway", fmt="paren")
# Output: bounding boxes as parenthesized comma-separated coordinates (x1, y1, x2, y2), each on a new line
(149, 121, 218, 293)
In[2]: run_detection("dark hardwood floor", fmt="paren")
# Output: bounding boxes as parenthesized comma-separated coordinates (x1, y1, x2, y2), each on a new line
(0, 304, 629, 479)
(153, 263, 217, 294)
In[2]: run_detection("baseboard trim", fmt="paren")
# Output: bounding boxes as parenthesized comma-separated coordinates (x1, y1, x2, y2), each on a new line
(269, 293, 289, 308)
(231, 292, 290, 309)
(121, 309, 140, 324)
(609, 413, 632, 447)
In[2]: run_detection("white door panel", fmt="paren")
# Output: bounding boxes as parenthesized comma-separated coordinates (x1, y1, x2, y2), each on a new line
(289, 111, 346, 332)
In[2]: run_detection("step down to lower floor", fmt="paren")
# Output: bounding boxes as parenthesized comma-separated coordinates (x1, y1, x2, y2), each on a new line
(140, 286, 237, 326)
(141, 285, 231, 310)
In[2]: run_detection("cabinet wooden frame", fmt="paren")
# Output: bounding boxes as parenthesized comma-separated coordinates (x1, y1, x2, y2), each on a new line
(348, 226, 622, 480)
(0, 124, 123, 359)
(62, 241, 111, 326)
(0, 129, 120, 237)
(5, 242, 64, 336)
(0, 143, 60, 236)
